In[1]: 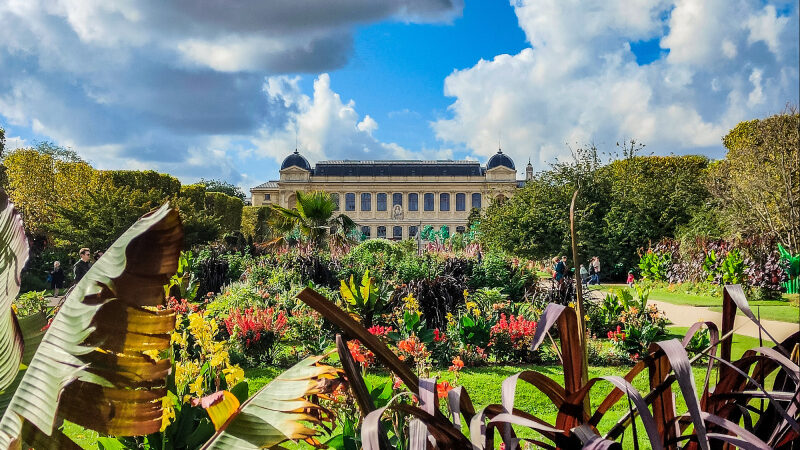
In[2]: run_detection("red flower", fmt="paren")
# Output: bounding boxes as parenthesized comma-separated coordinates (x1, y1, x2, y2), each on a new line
(367, 325, 393, 337)
(433, 328, 447, 342)
(436, 381, 453, 399)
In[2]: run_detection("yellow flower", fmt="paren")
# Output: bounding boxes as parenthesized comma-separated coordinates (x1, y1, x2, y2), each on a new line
(472, 308, 481, 317)
(568, 302, 576, 309)
(189, 375, 205, 397)
(223, 366, 245, 387)
(463, 289, 469, 299)
(160, 395, 175, 432)
(465, 301, 477, 309)
(11, 304, 17, 315)
(171, 331, 187, 348)
(584, 315, 590, 322)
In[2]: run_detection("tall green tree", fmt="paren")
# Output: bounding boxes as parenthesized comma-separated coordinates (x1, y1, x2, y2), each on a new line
(199, 178, 246, 201)
(270, 190, 357, 249)
(709, 109, 800, 253)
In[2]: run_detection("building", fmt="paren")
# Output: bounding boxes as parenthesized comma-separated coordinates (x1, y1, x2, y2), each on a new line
(250, 149, 530, 240)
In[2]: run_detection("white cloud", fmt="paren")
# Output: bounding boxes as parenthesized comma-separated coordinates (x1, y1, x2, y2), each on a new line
(433, 0, 798, 170)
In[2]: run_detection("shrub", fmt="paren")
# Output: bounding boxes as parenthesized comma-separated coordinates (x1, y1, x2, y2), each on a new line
(13, 290, 48, 316)
(339, 270, 389, 327)
(394, 276, 465, 330)
(224, 306, 288, 365)
(637, 249, 670, 281)
(206, 282, 267, 317)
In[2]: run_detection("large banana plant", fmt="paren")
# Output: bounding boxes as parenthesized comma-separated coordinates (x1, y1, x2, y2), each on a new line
(0, 195, 183, 448)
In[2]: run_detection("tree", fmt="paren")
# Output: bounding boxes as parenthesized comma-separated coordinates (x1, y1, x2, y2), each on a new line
(270, 190, 356, 249)
(710, 109, 800, 253)
(199, 178, 246, 201)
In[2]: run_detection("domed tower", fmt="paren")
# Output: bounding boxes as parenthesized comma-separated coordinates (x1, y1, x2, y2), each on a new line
(280, 149, 311, 171)
(486, 148, 516, 171)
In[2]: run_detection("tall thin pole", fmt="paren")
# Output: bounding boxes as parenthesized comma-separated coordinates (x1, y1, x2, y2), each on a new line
(570, 189, 590, 408)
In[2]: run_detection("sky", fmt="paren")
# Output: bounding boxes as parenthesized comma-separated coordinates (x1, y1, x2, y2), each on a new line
(1, 0, 798, 192)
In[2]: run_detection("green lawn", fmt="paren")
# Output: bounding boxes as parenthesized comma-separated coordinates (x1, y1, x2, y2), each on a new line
(592, 284, 799, 323)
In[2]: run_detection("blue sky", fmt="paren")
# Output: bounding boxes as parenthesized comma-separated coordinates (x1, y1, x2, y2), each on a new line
(1, 0, 797, 190)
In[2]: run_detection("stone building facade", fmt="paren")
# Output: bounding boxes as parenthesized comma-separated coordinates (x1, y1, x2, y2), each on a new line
(250, 149, 530, 240)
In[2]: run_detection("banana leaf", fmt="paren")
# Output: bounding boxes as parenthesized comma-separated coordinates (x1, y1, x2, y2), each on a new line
(0, 192, 29, 393)
(0, 203, 182, 447)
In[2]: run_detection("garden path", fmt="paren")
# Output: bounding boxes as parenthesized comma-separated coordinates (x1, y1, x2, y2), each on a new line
(583, 288, 799, 342)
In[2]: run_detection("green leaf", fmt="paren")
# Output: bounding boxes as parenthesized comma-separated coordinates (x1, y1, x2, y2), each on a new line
(0, 192, 29, 393)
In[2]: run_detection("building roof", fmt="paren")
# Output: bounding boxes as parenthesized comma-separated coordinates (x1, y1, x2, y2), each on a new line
(252, 181, 279, 189)
(487, 149, 515, 170)
(313, 160, 485, 177)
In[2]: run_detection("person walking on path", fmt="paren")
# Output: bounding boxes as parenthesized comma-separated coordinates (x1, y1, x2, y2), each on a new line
(580, 264, 589, 288)
(626, 271, 635, 288)
(591, 256, 601, 285)
(50, 261, 65, 296)
(554, 256, 567, 285)
(73, 248, 92, 284)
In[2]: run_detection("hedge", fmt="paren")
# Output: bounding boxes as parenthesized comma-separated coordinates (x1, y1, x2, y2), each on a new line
(180, 184, 206, 211)
(240, 206, 272, 241)
(205, 191, 244, 233)
(106, 170, 181, 198)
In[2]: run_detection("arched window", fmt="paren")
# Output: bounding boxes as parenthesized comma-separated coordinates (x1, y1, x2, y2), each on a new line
(377, 226, 387, 238)
(440, 193, 450, 211)
(361, 226, 371, 239)
(345, 193, 356, 211)
(393, 193, 403, 207)
(377, 193, 387, 211)
(456, 226, 465, 233)
(287, 193, 297, 209)
(409, 193, 419, 211)
(393, 226, 402, 239)
(471, 193, 481, 209)
(409, 226, 418, 238)
(456, 193, 466, 211)
(424, 193, 434, 211)
(361, 193, 372, 211)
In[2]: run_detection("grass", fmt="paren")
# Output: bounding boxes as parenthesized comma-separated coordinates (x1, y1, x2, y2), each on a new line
(593, 284, 799, 323)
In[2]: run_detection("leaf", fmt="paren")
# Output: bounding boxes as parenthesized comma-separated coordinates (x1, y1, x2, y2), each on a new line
(0, 192, 29, 392)
(0, 203, 182, 447)
(201, 355, 340, 449)
(194, 391, 241, 430)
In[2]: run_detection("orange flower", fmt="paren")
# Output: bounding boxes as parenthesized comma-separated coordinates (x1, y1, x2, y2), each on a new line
(436, 381, 453, 399)
(449, 356, 464, 372)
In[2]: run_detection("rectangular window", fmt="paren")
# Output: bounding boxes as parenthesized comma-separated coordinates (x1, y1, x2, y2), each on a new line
(456, 226, 465, 233)
(393, 193, 402, 207)
(361, 226, 371, 239)
(393, 226, 402, 239)
(264, 194, 271, 200)
(424, 193, 434, 211)
(440, 193, 450, 211)
(377, 226, 387, 238)
(456, 193, 466, 211)
(409, 226, 418, 238)
(361, 193, 371, 211)
(377, 193, 387, 211)
(331, 193, 339, 211)
(345, 193, 356, 211)
(408, 193, 418, 211)
(471, 193, 481, 209)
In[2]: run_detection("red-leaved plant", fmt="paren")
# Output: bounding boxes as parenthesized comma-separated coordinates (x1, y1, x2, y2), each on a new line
(489, 313, 537, 361)
(224, 306, 288, 364)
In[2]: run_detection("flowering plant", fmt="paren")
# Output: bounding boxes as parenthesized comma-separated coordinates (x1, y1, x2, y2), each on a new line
(224, 306, 288, 364)
(489, 314, 537, 361)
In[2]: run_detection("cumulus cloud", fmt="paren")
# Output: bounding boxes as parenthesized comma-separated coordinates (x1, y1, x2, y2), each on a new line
(250, 74, 453, 176)
(433, 0, 799, 170)
(0, 0, 462, 183)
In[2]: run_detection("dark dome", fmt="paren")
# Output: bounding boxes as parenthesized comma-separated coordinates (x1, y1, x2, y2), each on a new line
(487, 149, 515, 170)
(281, 150, 311, 171)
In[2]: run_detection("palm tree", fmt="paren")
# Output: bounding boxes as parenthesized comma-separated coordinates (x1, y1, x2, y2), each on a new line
(269, 190, 357, 250)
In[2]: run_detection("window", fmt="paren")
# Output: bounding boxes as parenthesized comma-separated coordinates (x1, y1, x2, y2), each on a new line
(471, 193, 481, 209)
(361, 193, 371, 211)
(393, 193, 402, 207)
(456, 193, 466, 211)
(377, 226, 386, 238)
(377, 193, 387, 211)
(456, 226, 465, 233)
(393, 226, 402, 239)
(424, 193, 434, 211)
(345, 193, 356, 211)
(331, 193, 339, 211)
(409, 226, 418, 238)
(264, 194, 271, 200)
(440, 193, 450, 211)
(408, 193, 419, 211)
(361, 226, 371, 239)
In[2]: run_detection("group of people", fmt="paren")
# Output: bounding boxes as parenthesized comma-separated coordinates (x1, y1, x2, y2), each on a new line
(48, 248, 104, 296)
(579, 256, 602, 288)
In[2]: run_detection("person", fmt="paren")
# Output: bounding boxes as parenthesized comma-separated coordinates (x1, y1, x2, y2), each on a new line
(50, 261, 65, 296)
(626, 270, 635, 288)
(73, 248, 92, 283)
(580, 264, 589, 288)
(591, 256, 601, 285)
(94, 250, 105, 261)
(554, 256, 567, 284)
(551, 256, 559, 279)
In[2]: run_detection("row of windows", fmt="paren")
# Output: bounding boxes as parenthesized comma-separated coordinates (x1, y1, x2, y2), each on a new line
(336, 192, 481, 212)
(361, 225, 466, 239)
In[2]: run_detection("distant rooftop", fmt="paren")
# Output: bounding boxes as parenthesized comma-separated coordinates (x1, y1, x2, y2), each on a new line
(253, 181, 279, 189)
(314, 160, 484, 177)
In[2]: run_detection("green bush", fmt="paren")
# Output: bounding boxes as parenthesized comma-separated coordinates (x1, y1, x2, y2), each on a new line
(240, 206, 272, 241)
(106, 170, 181, 198)
(13, 290, 48, 316)
(469, 252, 534, 300)
(638, 250, 670, 281)
(206, 282, 267, 317)
(205, 191, 244, 233)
